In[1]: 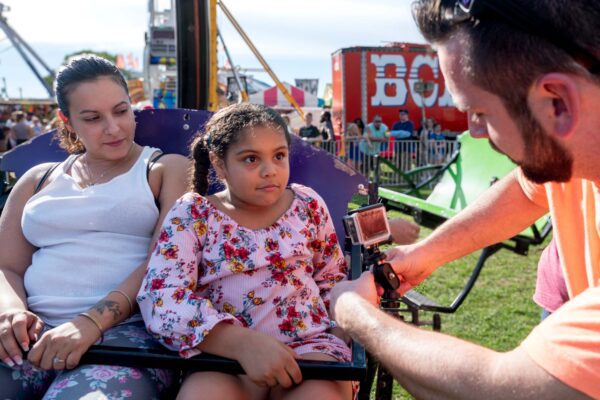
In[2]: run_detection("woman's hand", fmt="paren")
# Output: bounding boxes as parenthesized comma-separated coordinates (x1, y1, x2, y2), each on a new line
(0, 309, 44, 367)
(27, 315, 101, 371)
(235, 330, 302, 389)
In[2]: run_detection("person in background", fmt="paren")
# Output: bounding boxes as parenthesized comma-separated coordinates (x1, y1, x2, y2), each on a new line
(344, 118, 364, 169)
(298, 112, 321, 141)
(390, 109, 416, 165)
(390, 109, 415, 139)
(535, 239, 569, 320)
(281, 114, 295, 136)
(10, 111, 34, 146)
(431, 123, 447, 163)
(319, 110, 334, 141)
(31, 116, 44, 136)
(0, 126, 9, 153)
(418, 117, 436, 165)
(358, 115, 388, 172)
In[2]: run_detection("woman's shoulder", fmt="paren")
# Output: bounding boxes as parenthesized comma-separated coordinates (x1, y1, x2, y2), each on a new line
(6, 161, 64, 208)
(147, 149, 190, 172)
(23, 162, 63, 186)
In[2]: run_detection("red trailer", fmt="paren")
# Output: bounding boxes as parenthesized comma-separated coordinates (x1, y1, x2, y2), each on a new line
(331, 43, 467, 134)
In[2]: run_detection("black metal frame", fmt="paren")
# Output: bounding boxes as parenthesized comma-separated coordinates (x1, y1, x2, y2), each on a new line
(81, 342, 366, 381)
(176, 0, 211, 109)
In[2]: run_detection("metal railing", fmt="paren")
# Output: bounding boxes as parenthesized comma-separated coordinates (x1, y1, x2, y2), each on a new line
(303, 137, 459, 187)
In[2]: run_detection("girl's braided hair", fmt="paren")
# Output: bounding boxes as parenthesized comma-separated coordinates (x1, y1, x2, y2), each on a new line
(189, 103, 291, 194)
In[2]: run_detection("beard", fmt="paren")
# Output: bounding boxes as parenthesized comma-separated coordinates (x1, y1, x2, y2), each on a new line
(489, 110, 573, 184)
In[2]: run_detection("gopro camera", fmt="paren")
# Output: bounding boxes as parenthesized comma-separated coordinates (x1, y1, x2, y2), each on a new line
(343, 203, 392, 248)
(344, 204, 400, 292)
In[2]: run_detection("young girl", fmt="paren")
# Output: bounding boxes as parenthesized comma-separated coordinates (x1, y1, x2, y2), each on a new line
(138, 104, 353, 400)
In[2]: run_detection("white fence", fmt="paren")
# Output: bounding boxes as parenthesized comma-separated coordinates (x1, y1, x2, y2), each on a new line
(306, 138, 460, 187)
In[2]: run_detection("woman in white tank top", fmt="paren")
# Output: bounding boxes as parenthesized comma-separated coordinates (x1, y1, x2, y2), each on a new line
(0, 55, 189, 399)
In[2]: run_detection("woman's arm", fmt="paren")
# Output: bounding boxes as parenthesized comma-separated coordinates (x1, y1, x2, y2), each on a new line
(0, 164, 54, 365)
(27, 154, 191, 370)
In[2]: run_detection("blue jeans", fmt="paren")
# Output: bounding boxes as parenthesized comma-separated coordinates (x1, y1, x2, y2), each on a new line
(540, 308, 552, 321)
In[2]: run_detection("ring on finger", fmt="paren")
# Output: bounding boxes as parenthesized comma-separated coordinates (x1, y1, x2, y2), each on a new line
(52, 356, 65, 365)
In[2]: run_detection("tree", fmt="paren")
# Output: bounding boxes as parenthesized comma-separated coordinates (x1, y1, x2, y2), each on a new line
(43, 50, 138, 89)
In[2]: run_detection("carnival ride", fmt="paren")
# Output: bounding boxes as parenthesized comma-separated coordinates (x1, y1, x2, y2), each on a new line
(0, 3, 54, 97)
(0, 108, 369, 382)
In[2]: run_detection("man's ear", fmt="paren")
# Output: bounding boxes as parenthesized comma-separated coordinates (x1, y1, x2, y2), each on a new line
(209, 151, 225, 180)
(528, 73, 580, 138)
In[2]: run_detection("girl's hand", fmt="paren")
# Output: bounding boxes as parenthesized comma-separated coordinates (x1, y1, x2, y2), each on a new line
(0, 309, 44, 367)
(236, 331, 302, 389)
(27, 315, 101, 370)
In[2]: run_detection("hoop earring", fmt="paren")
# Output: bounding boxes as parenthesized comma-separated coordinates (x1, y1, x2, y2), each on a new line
(68, 130, 79, 144)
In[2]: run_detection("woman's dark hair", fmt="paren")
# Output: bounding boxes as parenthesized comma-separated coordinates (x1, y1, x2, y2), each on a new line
(54, 55, 129, 153)
(189, 103, 291, 195)
(320, 110, 332, 123)
(353, 118, 365, 133)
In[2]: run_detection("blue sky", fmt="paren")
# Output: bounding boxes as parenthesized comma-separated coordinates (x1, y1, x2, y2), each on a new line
(0, 0, 424, 99)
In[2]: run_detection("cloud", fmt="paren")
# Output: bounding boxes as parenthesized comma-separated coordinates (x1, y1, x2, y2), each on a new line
(2, 0, 146, 48)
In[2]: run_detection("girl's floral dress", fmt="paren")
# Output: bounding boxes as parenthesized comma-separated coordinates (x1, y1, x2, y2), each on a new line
(138, 184, 351, 362)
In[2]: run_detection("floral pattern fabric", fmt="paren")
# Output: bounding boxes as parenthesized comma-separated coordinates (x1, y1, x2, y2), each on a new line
(0, 321, 176, 399)
(138, 184, 350, 360)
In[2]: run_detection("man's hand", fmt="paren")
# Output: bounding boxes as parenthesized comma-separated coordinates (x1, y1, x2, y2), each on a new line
(329, 272, 380, 321)
(385, 245, 434, 294)
(389, 218, 420, 245)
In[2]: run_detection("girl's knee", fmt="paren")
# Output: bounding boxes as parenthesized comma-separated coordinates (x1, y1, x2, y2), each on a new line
(178, 372, 248, 400)
(276, 380, 353, 400)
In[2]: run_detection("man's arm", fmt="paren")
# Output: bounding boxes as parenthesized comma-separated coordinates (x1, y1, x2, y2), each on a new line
(332, 281, 590, 400)
(387, 170, 548, 291)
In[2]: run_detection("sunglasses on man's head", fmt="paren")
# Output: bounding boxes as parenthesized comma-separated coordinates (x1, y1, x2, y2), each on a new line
(445, 0, 600, 75)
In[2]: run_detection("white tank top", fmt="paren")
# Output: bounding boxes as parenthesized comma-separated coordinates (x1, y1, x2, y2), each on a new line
(22, 146, 160, 326)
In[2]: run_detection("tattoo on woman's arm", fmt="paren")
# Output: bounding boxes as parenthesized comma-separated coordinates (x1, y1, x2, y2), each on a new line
(93, 300, 122, 320)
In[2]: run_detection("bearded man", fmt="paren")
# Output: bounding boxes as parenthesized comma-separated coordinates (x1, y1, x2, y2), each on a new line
(330, 1, 600, 399)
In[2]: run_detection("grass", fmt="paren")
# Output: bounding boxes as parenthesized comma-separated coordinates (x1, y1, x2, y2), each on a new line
(349, 196, 549, 399)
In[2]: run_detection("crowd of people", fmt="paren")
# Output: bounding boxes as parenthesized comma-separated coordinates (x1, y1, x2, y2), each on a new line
(291, 108, 456, 172)
(0, 108, 60, 152)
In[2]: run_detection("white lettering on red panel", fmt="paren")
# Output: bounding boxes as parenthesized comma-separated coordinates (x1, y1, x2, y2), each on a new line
(409, 55, 439, 107)
(370, 53, 455, 108)
(370, 54, 408, 106)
